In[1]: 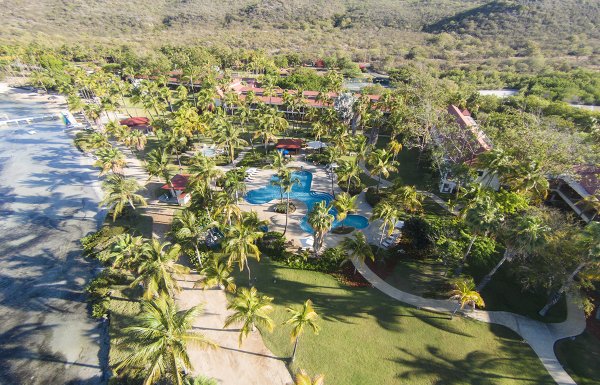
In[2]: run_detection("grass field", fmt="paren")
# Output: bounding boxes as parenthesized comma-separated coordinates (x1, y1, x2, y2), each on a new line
(555, 331, 600, 385)
(233, 259, 553, 385)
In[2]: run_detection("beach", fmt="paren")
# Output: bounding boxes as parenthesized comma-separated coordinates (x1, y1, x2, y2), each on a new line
(0, 86, 106, 384)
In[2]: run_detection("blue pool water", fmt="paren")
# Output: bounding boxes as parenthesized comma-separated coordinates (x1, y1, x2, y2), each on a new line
(245, 170, 369, 234)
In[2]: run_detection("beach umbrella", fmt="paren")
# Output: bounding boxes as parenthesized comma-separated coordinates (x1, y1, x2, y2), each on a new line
(300, 236, 314, 249)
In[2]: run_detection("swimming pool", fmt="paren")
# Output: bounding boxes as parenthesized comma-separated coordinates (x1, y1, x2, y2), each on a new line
(245, 170, 369, 234)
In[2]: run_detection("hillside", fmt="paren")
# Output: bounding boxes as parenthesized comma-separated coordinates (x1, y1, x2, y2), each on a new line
(1, 0, 599, 66)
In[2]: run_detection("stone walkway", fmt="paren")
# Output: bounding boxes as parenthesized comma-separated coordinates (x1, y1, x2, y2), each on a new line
(355, 160, 586, 385)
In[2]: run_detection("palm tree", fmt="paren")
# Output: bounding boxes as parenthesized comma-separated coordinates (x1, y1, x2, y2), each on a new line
(307, 201, 334, 255)
(388, 138, 403, 162)
(367, 149, 398, 192)
(173, 210, 210, 266)
(255, 107, 288, 153)
(506, 160, 549, 202)
(105, 120, 129, 142)
(223, 169, 248, 202)
(115, 297, 215, 385)
(223, 287, 275, 346)
(195, 254, 237, 292)
(476, 213, 549, 291)
(392, 185, 424, 215)
(74, 129, 109, 152)
(213, 117, 248, 164)
(336, 159, 361, 194)
(341, 232, 374, 273)
(280, 170, 301, 235)
(213, 192, 242, 226)
(284, 299, 321, 363)
(145, 148, 174, 191)
(449, 277, 485, 315)
(100, 174, 147, 221)
(108, 233, 145, 271)
(294, 370, 325, 385)
(124, 129, 148, 152)
(223, 221, 263, 281)
(132, 239, 190, 299)
(332, 192, 357, 228)
(371, 201, 399, 249)
(94, 147, 126, 175)
(539, 221, 600, 316)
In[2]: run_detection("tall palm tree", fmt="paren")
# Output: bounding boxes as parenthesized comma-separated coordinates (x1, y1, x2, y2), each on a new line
(307, 201, 334, 255)
(223, 169, 247, 202)
(392, 185, 424, 215)
(223, 287, 275, 346)
(124, 129, 148, 152)
(213, 117, 248, 164)
(332, 192, 357, 228)
(173, 210, 210, 266)
(449, 277, 485, 315)
(371, 201, 399, 249)
(254, 107, 288, 153)
(476, 213, 550, 291)
(213, 192, 242, 226)
(284, 299, 321, 363)
(94, 147, 126, 175)
(105, 120, 129, 142)
(145, 148, 174, 191)
(195, 254, 237, 292)
(341, 232, 374, 273)
(115, 297, 215, 385)
(388, 138, 403, 162)
(367, 149, 398, 192)
(539, 221, 600, 316)
(100, 174, 147, 221)
(336, 159, 362, 194)
(132, 239, 190, 299)
(223, 222, 263, 281)
(280, 170, 301, 235)
(506, 160, 549, 202)
(294, 370, 325, 385)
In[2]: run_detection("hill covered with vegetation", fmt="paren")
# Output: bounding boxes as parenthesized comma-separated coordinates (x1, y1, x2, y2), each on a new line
(2, 0, 600, 68)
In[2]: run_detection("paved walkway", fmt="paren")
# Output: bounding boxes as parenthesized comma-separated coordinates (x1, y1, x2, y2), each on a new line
(355, 161, 585, 385)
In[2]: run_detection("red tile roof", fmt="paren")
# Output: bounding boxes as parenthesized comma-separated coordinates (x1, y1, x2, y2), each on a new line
(276, 139, 303, 149)
(162, 174, 190, 191)
(120, 117, 150, 127)
(573, 165, 600, 196)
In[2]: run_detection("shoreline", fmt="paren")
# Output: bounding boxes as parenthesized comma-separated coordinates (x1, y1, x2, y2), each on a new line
(0, 85, 109, 384)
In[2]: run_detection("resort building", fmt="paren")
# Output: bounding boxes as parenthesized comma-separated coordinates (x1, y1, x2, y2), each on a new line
(549, 165, 600, 223)
(434, 105, 498, 194)
(161, 174, 191, 205)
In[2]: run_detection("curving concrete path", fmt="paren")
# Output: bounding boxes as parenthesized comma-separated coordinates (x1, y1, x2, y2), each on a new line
(352, 259, 585, 385)
(355, 160, 586, 385)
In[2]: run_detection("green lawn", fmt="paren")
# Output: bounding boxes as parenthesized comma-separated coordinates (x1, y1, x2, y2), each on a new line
(555, 331, 600, 385)
(384, 258, 450, 299)
(107, 285, 144, 368)
(234, 259, 553, 385)
(375, 137, 438, 191)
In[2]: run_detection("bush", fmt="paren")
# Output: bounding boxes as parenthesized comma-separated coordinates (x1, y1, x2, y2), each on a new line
(338, 181, 366, 196)
(258, 232, 287, 257)
(274, 247, 346, 273)
(86, 268, 127, 319)
(402, 216, 435, 252)
(274, 201, 296, 213)
(81, 226, 127, 257)
(365, 186, 384, 207)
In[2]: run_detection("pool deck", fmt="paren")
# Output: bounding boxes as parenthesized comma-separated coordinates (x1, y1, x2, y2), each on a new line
(234, 158, 384, 251)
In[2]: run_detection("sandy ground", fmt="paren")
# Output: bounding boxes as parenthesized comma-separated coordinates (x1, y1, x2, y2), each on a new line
(176, 276, 293, 385)
(0, 86, 107, 384)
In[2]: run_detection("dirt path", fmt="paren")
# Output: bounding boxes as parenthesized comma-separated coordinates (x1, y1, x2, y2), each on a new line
(176, 276, 293, 385)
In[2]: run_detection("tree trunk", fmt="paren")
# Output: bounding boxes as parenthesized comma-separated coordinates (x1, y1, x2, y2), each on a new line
(291, 336, 299, 362)
(194, 244, 203, 268)
(454, 235, 476, 276)
(539, 262, 587, 317)
(247, 263, 252, 283)
(476, 249, 511, 291)
(283, 194, 290, 235)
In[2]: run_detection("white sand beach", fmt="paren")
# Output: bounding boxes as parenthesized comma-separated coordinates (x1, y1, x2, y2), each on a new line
(0, 85, 106, 384)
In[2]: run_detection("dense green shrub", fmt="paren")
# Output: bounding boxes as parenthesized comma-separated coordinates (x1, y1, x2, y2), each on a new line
(274, 247, 346, 273)
(258, 232, 287, 257)
(81, 226, 127, 257)
(86, 268, 128, 319)
(365, 186, 384, 207)
(338, 181, 366, 196)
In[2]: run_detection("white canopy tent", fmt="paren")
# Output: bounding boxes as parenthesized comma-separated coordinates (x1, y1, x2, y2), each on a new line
(307, 141, 328, 150)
